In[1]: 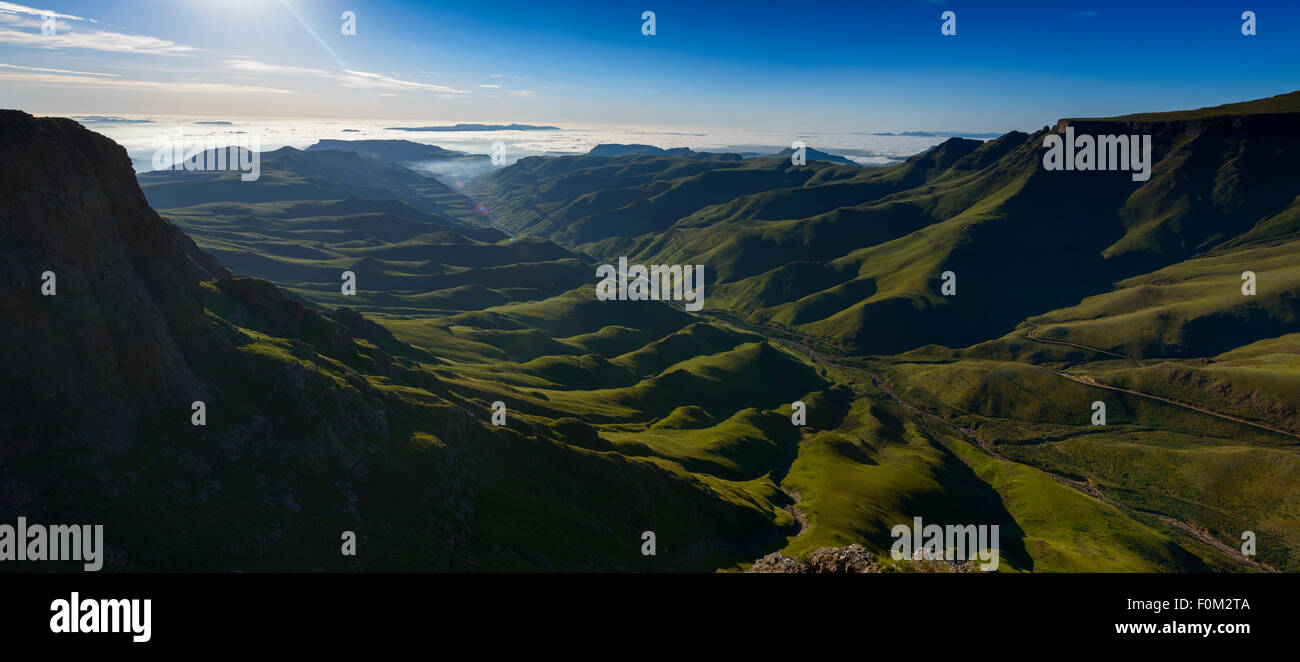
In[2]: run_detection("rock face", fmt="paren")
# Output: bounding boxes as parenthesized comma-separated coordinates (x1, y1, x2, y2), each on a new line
(748, 544, 880, 573)
(0, 111, 209, 460)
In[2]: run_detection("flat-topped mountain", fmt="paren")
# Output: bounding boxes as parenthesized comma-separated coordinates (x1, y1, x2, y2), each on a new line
(766, 146, 856, 165)
(587, 143, 696, 157)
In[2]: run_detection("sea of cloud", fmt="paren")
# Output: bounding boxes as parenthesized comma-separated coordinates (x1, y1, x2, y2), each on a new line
(71, 115, 958, 174)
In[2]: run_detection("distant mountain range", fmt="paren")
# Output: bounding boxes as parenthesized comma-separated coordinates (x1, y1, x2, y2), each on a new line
(71, 115, 155, 124)
(587, 143, 856, 164)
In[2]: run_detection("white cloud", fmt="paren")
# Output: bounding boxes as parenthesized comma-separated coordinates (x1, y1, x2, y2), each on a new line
(217, 59, 474, 97)
(0, 25, 197, 55)
(0, 12, 35, 25)
(225, 58, 329, 76)
(507, 89, 537, 98)
(0, 71, 292, 94)
(0, 61, 119, 77)
(336, 69, 469, 94)
(0, 2, 93, 22)
(0, 12, 72, 34)
(477, 83, 501, 89)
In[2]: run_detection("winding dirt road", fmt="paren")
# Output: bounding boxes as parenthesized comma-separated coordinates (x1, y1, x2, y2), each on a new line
(1024, 322, 1300, 441)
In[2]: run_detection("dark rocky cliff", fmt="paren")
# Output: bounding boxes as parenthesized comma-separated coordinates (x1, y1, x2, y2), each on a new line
(1, 111, 209, 460)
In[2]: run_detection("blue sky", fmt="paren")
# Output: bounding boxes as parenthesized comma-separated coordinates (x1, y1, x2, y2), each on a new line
(1, 0, 1298, 132)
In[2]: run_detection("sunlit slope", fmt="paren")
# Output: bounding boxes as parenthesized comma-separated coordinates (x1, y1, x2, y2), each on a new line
(1014, 237, 1300, 360)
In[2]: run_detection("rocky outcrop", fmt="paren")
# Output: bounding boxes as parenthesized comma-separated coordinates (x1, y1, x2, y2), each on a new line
(746, 544, 983, 573)
(747, 551, 810, 573)
(748, 544, 880, 573)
